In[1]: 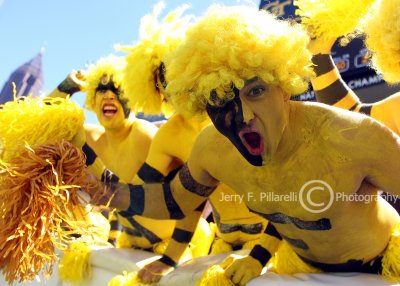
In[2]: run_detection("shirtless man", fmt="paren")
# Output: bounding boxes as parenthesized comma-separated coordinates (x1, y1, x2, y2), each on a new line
(88, 6, 400, 285)
(120, 5, 267, 281)
(48, 54, 162, 246)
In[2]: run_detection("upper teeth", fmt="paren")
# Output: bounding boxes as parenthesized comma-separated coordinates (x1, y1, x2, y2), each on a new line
(104, 106, 116, 111)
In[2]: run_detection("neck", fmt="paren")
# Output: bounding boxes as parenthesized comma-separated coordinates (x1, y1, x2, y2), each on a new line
(104, 117, 134, 145)
(185, 114, 211, 132)
(271, 101, 302, 163)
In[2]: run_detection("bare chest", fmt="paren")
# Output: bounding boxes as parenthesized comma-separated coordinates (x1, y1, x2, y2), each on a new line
(92, 139, 144, 182)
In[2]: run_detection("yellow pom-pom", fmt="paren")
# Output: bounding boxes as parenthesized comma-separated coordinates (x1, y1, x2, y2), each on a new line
(270, 240, 320, 274)
(196, 265, 234, 286)
(209, 238, 233, 255)
(381, 223, 400, 282)
(295, 0, 375, 41)
(116, 231, 135, 248)
(152, 238, 193, 261)
(363, 0, 400, 84)
(0, 96, 84, 162)
(190, 218, 216, 258)
(108, 271, 148, 286)
(152, 238, 170, 255)
(59, 240, 92, 284)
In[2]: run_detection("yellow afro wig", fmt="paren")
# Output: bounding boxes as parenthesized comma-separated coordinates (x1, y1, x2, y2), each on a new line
(165, 5, 314, 117)
(294, 0, 375, 42)
(120, 2, 193, 117)
(84, 54, 127, 111)
(363, 0, 400, 84)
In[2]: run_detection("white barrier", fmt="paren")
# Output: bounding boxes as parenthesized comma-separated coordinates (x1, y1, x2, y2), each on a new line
(0, 248, 395, 286)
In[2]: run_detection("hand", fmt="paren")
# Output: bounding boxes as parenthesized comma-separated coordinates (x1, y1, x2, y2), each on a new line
(308, 36, 336, 55)
(138, 260, 174, 284)
(221, 254, 263, 286)
(58, 69, 87, 95)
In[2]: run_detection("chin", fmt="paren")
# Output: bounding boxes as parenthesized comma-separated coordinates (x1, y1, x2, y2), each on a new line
(261, 153, 272, 165)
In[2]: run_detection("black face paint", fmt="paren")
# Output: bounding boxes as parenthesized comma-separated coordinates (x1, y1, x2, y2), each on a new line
(206, 87, 263, 166)
(155, 62, 168, 103)
(96, 78, 131, 118)
(158, 62, 167, 89)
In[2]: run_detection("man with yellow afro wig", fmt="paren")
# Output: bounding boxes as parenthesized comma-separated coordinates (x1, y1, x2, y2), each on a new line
(119, 3, 267, 283)
(48, 54, 158, 246)
(88, 4, 400, 285)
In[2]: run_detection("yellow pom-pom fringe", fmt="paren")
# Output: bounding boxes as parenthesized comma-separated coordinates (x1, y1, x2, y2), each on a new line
(152, 239, 193, 262)
(362, 0, 400, 84)
(59, 240, 92, 284)
(381, 222, 400, 282)
(189, 218, 216, 258)
(108, 271, 148, 286)
(196, 265, 234, 286)
(271, 240, 321, 274)
(0, 96, 84, 162)
(0, 140, 97, 284)
(210, 238, 233, 255)
(294, 0, 375, 41)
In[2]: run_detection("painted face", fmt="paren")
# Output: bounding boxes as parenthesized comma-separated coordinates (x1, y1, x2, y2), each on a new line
(155, 62, 168, 103)
(94, 77, 130, 129)
(206, 78, 288, 166)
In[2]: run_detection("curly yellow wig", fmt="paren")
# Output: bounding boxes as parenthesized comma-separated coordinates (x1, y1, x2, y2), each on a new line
(84, 54, 127, 111)
(165, 5, 314, 117)
(294, 0, 375, 41)
(363, 0, 400, 84)
(120, 2, 193, 117)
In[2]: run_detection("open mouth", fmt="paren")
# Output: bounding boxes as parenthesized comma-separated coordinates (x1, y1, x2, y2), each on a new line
(102, 104, 117, 118)
(239, 130, 264, 156)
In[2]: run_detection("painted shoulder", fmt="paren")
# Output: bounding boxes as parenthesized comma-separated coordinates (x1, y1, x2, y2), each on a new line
(130, 118, 159, 138)
(84, 123, 105, 142)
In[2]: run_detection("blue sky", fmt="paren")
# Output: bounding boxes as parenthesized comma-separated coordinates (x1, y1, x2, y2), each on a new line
(0, 0, 257, 124)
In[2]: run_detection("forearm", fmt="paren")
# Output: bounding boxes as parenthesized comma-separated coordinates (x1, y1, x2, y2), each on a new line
(160, 209, 204, 265)
(312, 54, 360, 110)
(249, 223, 282, 267)
(48, 77, 81, 98)
(134, 162, 165, 184)
(103, 164, 216, 220)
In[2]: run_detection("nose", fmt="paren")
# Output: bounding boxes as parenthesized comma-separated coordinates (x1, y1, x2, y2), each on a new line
(240, 99, 254, 124)
(101, 90, 116, 100)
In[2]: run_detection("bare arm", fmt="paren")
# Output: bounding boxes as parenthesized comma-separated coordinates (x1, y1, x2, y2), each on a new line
(223, 222, 282, 285)
(309, 37, 361, 110)
(47, 70, 87, 98)
(363, 119, 400, 197)
(138, 208, 205, 283)
(97, 163, 216, 219)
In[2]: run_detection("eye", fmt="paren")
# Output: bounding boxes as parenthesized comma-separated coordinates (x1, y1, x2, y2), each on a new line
(97, 89, 107, 94)
(248, 86, 265, 98)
